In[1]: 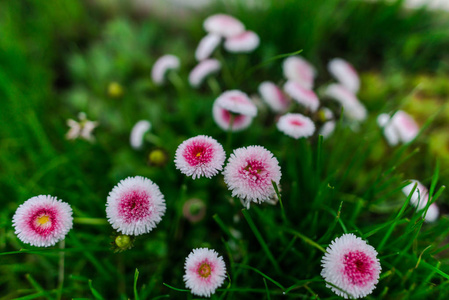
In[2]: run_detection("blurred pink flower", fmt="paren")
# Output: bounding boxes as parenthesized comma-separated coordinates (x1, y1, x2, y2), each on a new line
(184, 248, 227, 297)
(325, 84, 367, 121)
(277, 113, 315, 139)
(195, 34, 221, 61)
(130, 120, 151, 150)
(282, 56, 316, 89)
(284, 80, 320, 112)
(223, 146, 281, 208)
(151, 55, 180, 85)
(377, 111, 419, 146)
(175, 135, 226, 179)
(106, 176, 166, 236)
(212, 103, 253, 132)
(189, 59, 221, 88)
(13, 195, 73, 247)
(321, 233, 381, 299)
(204, 14, 245, 38)
(402, 180, 439, 222)
(258, 81, 290, 113)
(328, 58, 360, 93)
(215, 90, 257, 117)
(224, 30, 260, 53)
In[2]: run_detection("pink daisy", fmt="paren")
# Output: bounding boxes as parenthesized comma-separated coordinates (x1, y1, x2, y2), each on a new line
(189, 59, 221, 88)
(223, 146, 281, 208)
(321, 233, 381, 299)
(283, 80, 320, 112)
(325, 84, 367, 121)
(215, 90, 257, 117)
(174, 135, 226, 179)
(151, 55, 180, 85)
(12, 195, 73, 247)
(328, 58, 360, 93)
(203, 14, 245, 38)
(377, 111, 419, 145)
(224, 30, 260, 53)
(402, 180, 439, 222)
(377, 113, 399, 146)
(195, 34, 222, 61)
(184, 248, 227, 297)
(277, 113, 315, 139)
(258, 81, 290, 113)
(282, 56, 316, 89)
(212, 103, 253, 132)
(106, 176, 166, 236)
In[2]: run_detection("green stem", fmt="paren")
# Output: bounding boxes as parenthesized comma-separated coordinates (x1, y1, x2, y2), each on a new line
(57, 240, 65, 300)
(272, 181, 287, 223)
(207, 76, 221, 96)
(167, 71, 185, 95)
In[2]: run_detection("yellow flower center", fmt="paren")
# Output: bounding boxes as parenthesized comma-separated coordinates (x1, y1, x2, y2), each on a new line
(36, 215, 50, 225)
(198, 263, 212, 278)
(196, 151, 202, 157)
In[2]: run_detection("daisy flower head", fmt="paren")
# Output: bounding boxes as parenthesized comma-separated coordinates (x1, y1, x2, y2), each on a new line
(321, 233, 381, 299)
(282, 56, 316, 89)
(402, 179, 429, 210)
(328, 58, 360, 93)
(223, 146, 281, 208)
(195, 34, 221, 61)
(212, 102, 253, 132)
(203, 14, 245, 38)
(189, 59, 221, 88)
(106, 176, 166, 236)
(224, 30, 260, 53)
(175, 135, 226, 180)
(318, 108, 336, 139)
(184, 248, 227, 297)
(284, 80, 320, 112)
(277, 113, 315, 139)
(12, 195, 73, 247)
(151, 55, 180, 85)
(66, 112, 98, 142)
(391, 111, 419, 143)
(130, 120, 151, 150)
(258, 81, 290, 113)
(325, 84, 367, 121)
(215, 90, 257, 117)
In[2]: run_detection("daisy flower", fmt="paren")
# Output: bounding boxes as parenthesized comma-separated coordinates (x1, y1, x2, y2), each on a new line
(321, 233, 381, 299)
(282, 56, 316, 89)
(215, 90, 257, 117)
(174, 135, 226, 179)
(258, 81, 290, 113)
(212, 103, 253, 132)
(151, 55, 181, 85)
(224, 31, 260, 53)
(195, 34, 221, 61)
(66, 112, 98, 142)
(328, 58, 360, 93)
(12, 195, 73, 247)
(318, 108, 336, 139)
(189, 59, 221, 88)
(277, 113, 315, 139)
(130, 120, 151, 150)
(184, 248, 227, 297)
(223, 146, 281, 208)
(402, 180, 439, 222)
(106, 176, 166, 236)
(325, 84, 367, 121)
(377, 111, 419, 146)
(284, 81, 320, 112)
(203, 14, 245, 38)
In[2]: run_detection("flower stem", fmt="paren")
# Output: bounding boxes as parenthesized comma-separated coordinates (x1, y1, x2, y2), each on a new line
(207, 76, 221, 96)
(57, 240, 65, 300)
(272, 181, 287, 223)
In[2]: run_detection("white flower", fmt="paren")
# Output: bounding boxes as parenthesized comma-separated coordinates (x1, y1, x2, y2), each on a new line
(189, 59, 221, 88)
(195, 34, 221, 61)
(130, 120, 151, 150)
(284, 80, 320, 112)
(151, 55, 181, 85)
(224, 31, 260, 53)
(215, 90, 257, 117)
(328, 58, 360, 93)
(282, 56, 316, 89)
(258, 81, 290, 113)
(203, 14, 245, 38)
(66, 112, 98, 142)
(325, 84, 367, 121)
(277, 113, 315, 139)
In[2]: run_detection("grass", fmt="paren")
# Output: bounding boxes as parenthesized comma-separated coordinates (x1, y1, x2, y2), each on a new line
(0, 0, 449, 299)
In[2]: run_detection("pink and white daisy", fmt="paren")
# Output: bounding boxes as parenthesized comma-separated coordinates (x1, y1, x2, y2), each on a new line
(321, 233, 381, 299)
(203, 14, 245, 38)
(258, 81, 290, 113)
(328, 58, 360, 93)
(215, 90, 257, 117)
(212, 103, 253, 132)
(425, 203, 440, 223)
(284, 80, 320, 112)
(189, 59, 221, 88)
(223, 146, 281, 208)
(377, 111, 419, 146)
(175, 135, 226, 179)
(130, 120, 151, 150)
(224, 30, 260, 53)
(319, 108, 336, 139)
(106, 176, 166, 236)
(277, 113, 315, 139)
(195, 34, 222, 61)
(402, 180, 439, 222)
(325, 84, 367, 121)
(151, 55, 181, 85)
(12, 195, 73, 247)
(184, 248, 226, 297)
(282, 56, 316, 89)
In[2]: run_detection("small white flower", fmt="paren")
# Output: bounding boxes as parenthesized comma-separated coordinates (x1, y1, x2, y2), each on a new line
(284, 80, 320, 112)
(203, 14, 245, 38)
(277, 113, 315, 139)
(66, 112, 98, 142)
(195, 34, 221, 61)
(282, 56, 316, 89)
(130, 120, 151, 150)
(151, 55, 181, 85)
(224, 31, 260, 53)
(328, 58, 360, 93)
(189, 59, 221, 88)
(325, 84, 367, 121)
(215, 90, 257, 117)
(258, 81, 290, 113)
